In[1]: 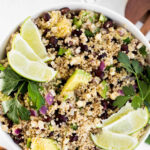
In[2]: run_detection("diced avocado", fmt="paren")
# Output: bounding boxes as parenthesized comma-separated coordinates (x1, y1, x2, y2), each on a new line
(31, 138, 59, 150)
(99, 14, 107, 23)
(97, 80, 108, 99)
(58, 48, 68, 56)
(61, 69, 91, 97)
(73, 17, 82, 29)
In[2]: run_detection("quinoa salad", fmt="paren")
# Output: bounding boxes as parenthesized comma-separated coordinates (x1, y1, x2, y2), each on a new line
(0, 8, 150, 150)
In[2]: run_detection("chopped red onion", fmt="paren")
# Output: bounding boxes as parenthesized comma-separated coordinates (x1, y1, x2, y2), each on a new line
(40, 106, 48, 115)
(45, 93, 54, 106)
(30, 109, 38, 116)
(118, 90, 124, 96)
(14, 128, 22, 135)
(99, 61, 105, 71)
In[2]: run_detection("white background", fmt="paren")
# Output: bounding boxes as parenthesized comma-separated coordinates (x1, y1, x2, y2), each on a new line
(0, 0, 149, 149)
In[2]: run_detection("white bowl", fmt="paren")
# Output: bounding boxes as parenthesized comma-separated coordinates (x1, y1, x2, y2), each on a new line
(0, 2, 150, 150)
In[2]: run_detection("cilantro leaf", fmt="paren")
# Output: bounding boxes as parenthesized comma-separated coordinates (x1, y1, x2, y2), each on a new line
(131, 95, 143, 109)
(28, 81, 45, 110)
(118, 52, 133, 73)
(2, 99, 30, 124)
(138, 80, 149, 98)
(145, 135, 150, 145)
(139, 45, 147, 56)
(123, 37, 131, 44)
(0, 64, 5, 71)
(0, 66, 23, 95)
(131, 60, 143, 74)
(84, 29, 94, 37)
(123, 85, 135, 96)
(113, 96, 130, 108)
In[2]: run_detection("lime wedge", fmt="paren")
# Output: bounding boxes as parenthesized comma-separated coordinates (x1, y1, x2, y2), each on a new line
(31, 138, 59, 150)
(8, 50, 56, 82)
(20, 17, 50, 62)
(12, 34, 42, 62)
(102, 102, 134, 126)
(61, 69, 91, 97)
(103, 107, 149, 134)
(91, 130, 138, 150)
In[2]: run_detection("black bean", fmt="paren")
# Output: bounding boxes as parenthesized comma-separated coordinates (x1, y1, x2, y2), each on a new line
(49, 131, 54, 137)
(46, 44, 52, 49)
(60, 7, 70, 15)
(111, 37, 118, 43)
(121, 44, 129, 53)
(55, 110, 68, 125)
(43, 13, 50, 22)
(69, 133, 78, 142)
(84, 56, 89, 60)
(8, 120, 13, 128)
(95, 69, 104, 79)
(86, 102, 92, 105)
(80, 43, 88, 52)
(68, 64, 75, 69)
(55, 45, 60, 51)
(97, 53, 107, 59)
(109, 84, 114, 89)
(113, 56, 117, 60)
(72, 30, 82, 37)
(42, 29, 49, 37)
(49, 36, 58, 47)
(100, 111, 108, 119)
(101, 101, 108, 111)
(103, 20, 113, 29)
(43, 116, 52, 122)
(132, 51, 138, 55)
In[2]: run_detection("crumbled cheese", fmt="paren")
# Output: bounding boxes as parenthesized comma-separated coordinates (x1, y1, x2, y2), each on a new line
(77, 100, 86, 108)
(31, 121, 38, 128)
(95, 33, 101, 41)
(110, 92, 119, 100)
(38, 121, 44, 130)
(110, 67, 116, 76)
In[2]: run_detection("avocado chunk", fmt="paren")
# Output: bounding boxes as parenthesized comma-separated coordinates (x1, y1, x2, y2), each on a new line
(97, 80, 108, 99)
(61, 69, 91, 97)
(31, 138, 59, 150)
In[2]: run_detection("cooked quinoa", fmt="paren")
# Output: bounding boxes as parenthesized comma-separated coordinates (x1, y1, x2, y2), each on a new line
(0, 8, 149, 150)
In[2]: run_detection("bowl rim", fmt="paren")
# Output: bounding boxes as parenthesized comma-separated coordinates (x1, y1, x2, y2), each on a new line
(0, 1, 150, 150)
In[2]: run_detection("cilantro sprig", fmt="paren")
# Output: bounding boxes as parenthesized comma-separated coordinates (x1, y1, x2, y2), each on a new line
(0, 66, 45, 123)
(114, 52, 150, 109)
(2, 83, 30, 124)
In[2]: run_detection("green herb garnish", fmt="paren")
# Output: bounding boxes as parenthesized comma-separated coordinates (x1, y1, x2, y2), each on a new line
(0, 64, 5, 71)
(145, 135, 150, 145)
(0, 66, 23, 95)
(139, 45, 147, 56)
(85, 29, 94, 37)
(0, 66, 45, 123)
(113, 52, 150, 109)
(2, 83, 30, 124)
(28, 81, 45, 110)
(70, 123, 78, 130)
(123, 37, 131, 44)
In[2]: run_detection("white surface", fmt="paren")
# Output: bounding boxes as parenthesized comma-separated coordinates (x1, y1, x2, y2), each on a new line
(0, 0, 149, 150)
